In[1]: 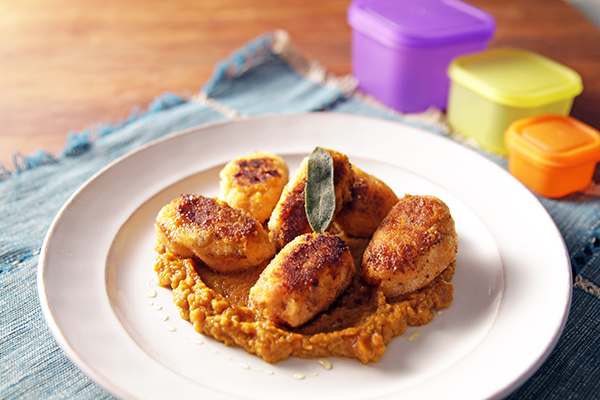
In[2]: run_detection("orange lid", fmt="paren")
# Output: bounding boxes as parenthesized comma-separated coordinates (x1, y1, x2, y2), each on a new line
(505, 115, 600, 167)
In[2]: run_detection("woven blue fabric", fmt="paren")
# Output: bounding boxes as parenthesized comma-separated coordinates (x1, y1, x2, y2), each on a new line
(1, 30, 599, 399)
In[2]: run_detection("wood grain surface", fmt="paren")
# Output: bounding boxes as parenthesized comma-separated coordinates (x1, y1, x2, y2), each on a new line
(2, 0, 599, 169)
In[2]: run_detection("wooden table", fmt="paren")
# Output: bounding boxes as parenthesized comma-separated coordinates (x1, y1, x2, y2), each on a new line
(2, 0, 599, 169)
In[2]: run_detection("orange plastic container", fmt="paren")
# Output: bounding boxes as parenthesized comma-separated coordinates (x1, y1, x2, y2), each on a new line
(505, 115, 600, 198)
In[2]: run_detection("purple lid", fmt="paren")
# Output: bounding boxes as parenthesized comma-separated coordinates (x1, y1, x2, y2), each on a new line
(348, 0, 495, 48)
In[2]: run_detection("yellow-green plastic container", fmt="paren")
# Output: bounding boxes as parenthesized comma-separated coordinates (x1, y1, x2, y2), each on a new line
(447, 48, 583, 155)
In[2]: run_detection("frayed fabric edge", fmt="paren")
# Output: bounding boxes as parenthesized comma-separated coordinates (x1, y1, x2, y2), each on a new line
(574, 274, 600, 300)
(193, 92, 244, 120)
(271, 30, 358, 98)
(200, 32, 278, 97)
(199, 29, 359, 101)
(0, 92, 189, 181)
(572, 230, 600, 276)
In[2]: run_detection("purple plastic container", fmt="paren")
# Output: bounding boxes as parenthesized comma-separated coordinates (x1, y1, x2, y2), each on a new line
(347, 0, 495, 113)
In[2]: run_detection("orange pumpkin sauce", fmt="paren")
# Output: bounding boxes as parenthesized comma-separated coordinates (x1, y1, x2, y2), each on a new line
(154, 238, 454, 364)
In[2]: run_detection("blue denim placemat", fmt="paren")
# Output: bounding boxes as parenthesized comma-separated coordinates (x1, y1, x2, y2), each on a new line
(1, 30, 599, 399)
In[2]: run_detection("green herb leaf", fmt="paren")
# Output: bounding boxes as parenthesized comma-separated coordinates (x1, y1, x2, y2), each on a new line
(305, 146, 336, 234)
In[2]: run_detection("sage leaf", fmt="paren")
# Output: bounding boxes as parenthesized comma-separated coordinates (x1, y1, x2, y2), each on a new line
(305, 147, 336, 234)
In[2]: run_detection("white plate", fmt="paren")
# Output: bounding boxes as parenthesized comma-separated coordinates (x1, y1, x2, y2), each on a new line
(38, 113, 571, 400)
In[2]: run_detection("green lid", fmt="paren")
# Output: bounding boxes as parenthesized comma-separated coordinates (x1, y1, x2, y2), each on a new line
(448, 48, 583, 107)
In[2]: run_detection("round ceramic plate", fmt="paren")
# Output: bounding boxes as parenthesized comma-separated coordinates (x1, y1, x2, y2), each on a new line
(38, 113, 571, 400)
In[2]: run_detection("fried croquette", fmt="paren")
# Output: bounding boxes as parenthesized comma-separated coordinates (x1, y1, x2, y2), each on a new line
(155, 194, 275, 273)
(335, 165, 399, 238)
(361, 194, 458, 298)
(268, 148, 354, 250)
(249, 233, 355, 328)
(219, 152, 289, 223)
